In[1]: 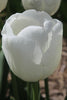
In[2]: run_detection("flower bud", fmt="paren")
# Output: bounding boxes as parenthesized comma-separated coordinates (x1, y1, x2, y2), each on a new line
(1, 10, 63, 82)
(22, 0, 61, 15)
(0, 0, 8, 12)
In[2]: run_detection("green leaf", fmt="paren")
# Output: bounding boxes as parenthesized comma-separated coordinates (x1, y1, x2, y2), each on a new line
(1, 58, 9, 99)
(0, 51, 4, 93)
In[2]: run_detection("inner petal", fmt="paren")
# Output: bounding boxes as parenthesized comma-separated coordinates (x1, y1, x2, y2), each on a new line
(11, 16, 40, 35)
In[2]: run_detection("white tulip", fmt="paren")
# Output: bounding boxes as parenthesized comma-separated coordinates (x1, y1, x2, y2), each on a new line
(22, 0, 61, 15)
(1, 10, 63, 82)
(0, 0, 8, 12)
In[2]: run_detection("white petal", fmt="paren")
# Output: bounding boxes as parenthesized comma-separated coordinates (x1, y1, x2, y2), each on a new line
(18, 25, 51, 51)
(40, 20, 63, 79)
(1, 22, 14, 36)
(10, 15, 40, 35)
(33, 43, 43, 65)
(52, 19, 63, 36)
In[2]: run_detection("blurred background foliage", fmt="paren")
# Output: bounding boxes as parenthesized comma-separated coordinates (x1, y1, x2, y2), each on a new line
(0, 0, 67, 100)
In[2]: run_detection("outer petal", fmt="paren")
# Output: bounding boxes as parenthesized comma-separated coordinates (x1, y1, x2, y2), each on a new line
(2, 24, 53, 82)
(22, 0, 61, 15)
(0, 0, 8, 12)
(41, 19, 63, 79)
(2, 35, 43, 82)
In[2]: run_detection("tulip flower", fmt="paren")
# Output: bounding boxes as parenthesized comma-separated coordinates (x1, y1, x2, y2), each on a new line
(1, 10, 63, 82)
(0, 0, 8, 12)
(22, 0, 61, 15)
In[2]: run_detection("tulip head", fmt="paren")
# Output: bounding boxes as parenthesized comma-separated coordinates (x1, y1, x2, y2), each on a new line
(1, 10, 63, 82)
(0, 0, 8, 12)
(22, 0, 61, 15)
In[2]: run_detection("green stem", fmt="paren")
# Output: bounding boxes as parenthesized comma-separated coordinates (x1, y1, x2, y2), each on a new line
(27, 82, 31, 100)
(45, 78, 49, 100)
(65, 90, 67, 100)
(11, 73, 19, 100)
(16, 78, 27, 100)
(32, 82, 39, 100)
